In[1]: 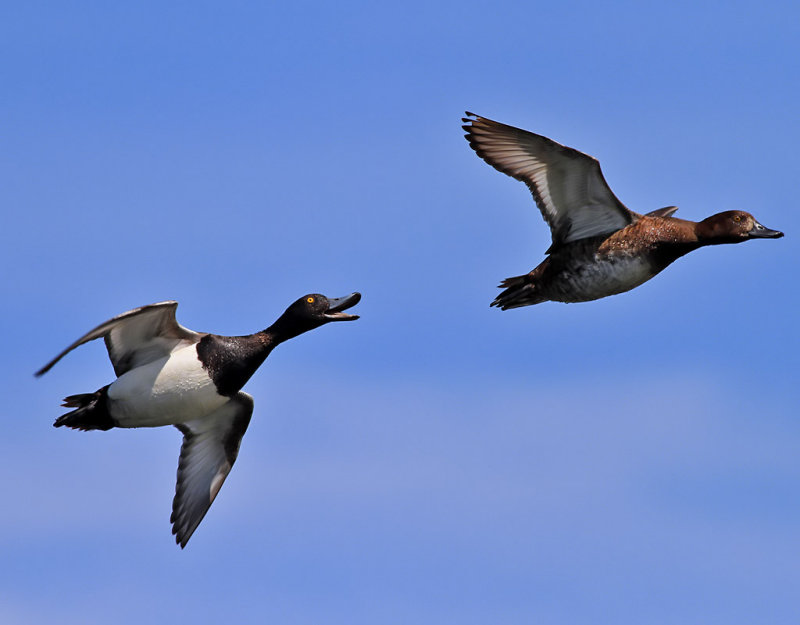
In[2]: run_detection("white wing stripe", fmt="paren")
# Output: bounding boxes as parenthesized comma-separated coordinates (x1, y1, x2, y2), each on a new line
(170, 393, 253, 548)
(464, 114, 635, 248)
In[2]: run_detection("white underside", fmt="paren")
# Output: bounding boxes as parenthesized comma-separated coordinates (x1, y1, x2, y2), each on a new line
(107, 345, 228, 428)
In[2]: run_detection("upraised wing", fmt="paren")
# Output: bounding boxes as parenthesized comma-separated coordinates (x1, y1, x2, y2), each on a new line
(463, 113, 637, 250)
(171, 393, 254, 548)
(35, 301, 204, 377)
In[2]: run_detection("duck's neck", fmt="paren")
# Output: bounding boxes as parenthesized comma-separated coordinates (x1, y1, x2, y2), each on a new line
(648, 219, 703, 271)
(240, 318, 310, 367)
(260, 313, 319, 345)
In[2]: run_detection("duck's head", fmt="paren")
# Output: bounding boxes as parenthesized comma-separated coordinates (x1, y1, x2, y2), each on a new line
(273, 292, 361, 338)
(697, 210, 784, 244)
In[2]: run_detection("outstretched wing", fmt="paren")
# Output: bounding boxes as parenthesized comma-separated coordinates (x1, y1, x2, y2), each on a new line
(170, 392, 254, 549)
(463, 113, 637, 250)
(35, 301, 204, 377)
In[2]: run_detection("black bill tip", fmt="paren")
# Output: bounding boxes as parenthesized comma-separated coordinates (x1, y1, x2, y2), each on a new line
(749, 221, 784, 239)
(324, 292, 361, 321)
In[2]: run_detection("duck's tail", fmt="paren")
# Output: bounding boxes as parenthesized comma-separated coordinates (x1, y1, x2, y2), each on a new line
(491, 274, 546, 310)
(54, 386, 115, 431)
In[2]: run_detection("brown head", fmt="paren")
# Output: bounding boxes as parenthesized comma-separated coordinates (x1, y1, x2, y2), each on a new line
(696, 210, 784, 244)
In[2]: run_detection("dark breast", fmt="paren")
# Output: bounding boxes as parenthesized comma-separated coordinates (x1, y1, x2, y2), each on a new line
(597, 217, 701, 272)
(196, 335, 270, 397)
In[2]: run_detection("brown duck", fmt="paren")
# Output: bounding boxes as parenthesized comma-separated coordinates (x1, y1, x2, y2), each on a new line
(463, 113, 784, 308)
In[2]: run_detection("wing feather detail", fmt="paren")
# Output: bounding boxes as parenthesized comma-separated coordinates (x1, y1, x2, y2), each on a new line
(463, 113, 637, 250)
(170, 392, 254, 548)
(36, 301, 204, 377)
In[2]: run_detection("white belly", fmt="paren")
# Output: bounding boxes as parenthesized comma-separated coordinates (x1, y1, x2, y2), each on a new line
(107, 345, 227, 428)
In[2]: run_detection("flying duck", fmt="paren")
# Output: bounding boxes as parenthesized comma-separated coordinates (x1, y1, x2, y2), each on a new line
(462, 113, 784, 308)
(36, 292, 361, 547)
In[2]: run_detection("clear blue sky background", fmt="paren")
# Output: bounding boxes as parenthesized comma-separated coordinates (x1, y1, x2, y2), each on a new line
(2, 1, 798, 623)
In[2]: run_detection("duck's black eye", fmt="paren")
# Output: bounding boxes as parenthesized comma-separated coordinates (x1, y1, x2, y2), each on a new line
(306, 297, 315, 303)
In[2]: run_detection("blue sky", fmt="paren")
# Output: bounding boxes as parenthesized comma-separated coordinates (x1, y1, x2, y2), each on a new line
(2, 1, 799, 623)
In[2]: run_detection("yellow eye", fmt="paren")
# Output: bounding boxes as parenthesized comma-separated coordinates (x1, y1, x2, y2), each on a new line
(733, 215, 741, 223)
(307, 297, 314, 303)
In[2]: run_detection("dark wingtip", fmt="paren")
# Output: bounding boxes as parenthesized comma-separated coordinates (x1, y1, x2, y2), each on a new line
(171, 526, 187, 549)
(462, 111, 481, 131)
(171, 510, 191, 549)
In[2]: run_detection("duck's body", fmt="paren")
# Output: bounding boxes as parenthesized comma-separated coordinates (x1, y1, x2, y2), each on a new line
(462, 113, 784, 308)
(497, 215, 701, 307)
(106, 344, 228, 428)
(37, 293, 361, 547)
(523, 239, 655, 305)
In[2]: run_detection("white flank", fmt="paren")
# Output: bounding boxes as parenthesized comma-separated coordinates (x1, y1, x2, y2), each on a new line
(107, 345, 227, 427)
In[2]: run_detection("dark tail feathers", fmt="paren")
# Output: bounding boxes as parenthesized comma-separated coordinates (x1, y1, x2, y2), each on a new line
(54, 386, 115, 431)
(491, 274, 546, 310)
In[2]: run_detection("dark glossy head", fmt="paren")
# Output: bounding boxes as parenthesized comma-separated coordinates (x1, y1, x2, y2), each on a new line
(270, 292, 361, 340)
(697, 210, 784, 244)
